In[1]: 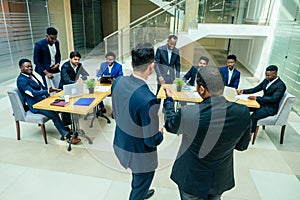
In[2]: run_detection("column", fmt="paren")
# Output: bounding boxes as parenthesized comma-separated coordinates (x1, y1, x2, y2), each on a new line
(118, 0, 130, 62)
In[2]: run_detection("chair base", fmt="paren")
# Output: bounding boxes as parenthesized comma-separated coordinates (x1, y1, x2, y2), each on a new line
(15, 121, 48, 144)
(251, 125, 286, 145)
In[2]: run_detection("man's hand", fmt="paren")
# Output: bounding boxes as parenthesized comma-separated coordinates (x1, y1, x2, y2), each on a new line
(46, 72, 53, 79)
(49, 87, 61, 93)
(163, 86, 172, 97)
(50, 63, 59, 70)
(159, 77, 165, 85)
(237, 89, 243, 94)
(160, 127, 164, 134)
(248, 95, 256, 100)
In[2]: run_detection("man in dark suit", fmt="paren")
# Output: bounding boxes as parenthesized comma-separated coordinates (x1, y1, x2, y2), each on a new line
(237, 65, 286, 135)
(16, 58, 81, 144)
(112, 43, 164, 200)
(163, 66, 251, 200)
(96, 51, 123, 113)
(183, 56, 209, 86)
(58, 51, 89, 126)
(34, 27, 61, 88)
(155, 34, 180, 94)
(220, 55, 240, 89)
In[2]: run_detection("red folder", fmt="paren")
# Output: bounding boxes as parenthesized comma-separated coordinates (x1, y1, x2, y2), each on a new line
(50, 99, 69, 107)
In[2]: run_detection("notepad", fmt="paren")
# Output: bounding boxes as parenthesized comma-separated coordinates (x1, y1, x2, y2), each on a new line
(73, 98, 95, 106)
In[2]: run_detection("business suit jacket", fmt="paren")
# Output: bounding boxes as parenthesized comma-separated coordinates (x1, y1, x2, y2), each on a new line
(163, 96, 250, 199)
(220, 66, 240, 89)
(243, 77, 286, 115)
(112, 75, 163, 173)
(58, 61, 89, 89)
(183, 66, 199, 86)
(17, 73, 49, 113)
(96, 61, 123, 79)
(34, 38, 61, 75)
(154, 44, 180, 84)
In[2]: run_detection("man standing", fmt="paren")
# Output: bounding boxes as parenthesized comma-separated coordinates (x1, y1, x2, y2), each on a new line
(183, 56, 209, 86)
(220, 55, 240, 89)
(58, 51, 89, 127)
(112, 43, 163, 200)
(237, 65, 286, 137)
(163, 66, 251, 200)
(155, 35, 180, 94)
(16, 58, 80, 144)
(34, 27, 61, 88)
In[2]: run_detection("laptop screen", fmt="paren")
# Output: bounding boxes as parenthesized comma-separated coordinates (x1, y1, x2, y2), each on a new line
(63, 83, 84, 98)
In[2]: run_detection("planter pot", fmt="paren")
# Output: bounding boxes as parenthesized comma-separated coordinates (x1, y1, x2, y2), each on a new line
(177, 85, 182, 92)
(88, 87, 94, 94)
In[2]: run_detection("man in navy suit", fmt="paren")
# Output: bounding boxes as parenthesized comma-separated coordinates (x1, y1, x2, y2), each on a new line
(238, 65, 286, 135)
(155, 35, 180, 95)
(220, 55, 240, 89)
(58, 51, 89, 126)
(183, 56, 209, 86)
(34, 27, 61, 88)
(163, 66, 250, 200)
(16, 58, 80, 144)
(97, 51, 123, 113)
(112, 43, 163, 200)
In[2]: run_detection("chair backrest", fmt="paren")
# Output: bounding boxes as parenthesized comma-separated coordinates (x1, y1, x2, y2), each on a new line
(7, 88, 26, 121)
(46, 73, 61, 89)
(274, 92, 296, 126)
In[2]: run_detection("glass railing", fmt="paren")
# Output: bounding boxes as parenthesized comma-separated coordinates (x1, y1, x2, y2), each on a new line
(103, 0, 273, 62)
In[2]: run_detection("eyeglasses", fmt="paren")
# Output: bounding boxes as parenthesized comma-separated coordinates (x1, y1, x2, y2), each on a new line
(24, 65, 33, 68)
(106, 59, 114, 62)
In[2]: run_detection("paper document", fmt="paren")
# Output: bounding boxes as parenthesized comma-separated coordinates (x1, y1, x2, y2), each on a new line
(95, 86, 111, 92)
(235, 94, 250, 101)
(186, 92, 201, 98)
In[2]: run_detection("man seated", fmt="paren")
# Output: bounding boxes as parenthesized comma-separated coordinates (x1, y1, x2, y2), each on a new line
(96, 51, 123, 115)
(237, 65, 286, 136)
(16, 58, 81, 144)
(220, 54, 240, 89)
(183, 56, 209, 86)
(58, 51, 89, 126)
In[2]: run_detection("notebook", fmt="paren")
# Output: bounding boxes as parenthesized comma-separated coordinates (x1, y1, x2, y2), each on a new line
(63, 83, 84, 98)
(74, 98, 95, 106)
(100, 75, 113, 84)
(223, 86, 237, 102)
(50, 99, 69, 107)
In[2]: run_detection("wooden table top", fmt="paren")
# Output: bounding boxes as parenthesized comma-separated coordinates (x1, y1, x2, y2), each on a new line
(157, 84, 260, 108)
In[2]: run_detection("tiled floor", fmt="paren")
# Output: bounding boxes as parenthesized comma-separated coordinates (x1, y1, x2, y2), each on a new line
(0, 49, 299, 200)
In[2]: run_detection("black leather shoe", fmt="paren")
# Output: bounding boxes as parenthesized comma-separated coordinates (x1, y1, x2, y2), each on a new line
(144, 189, 155, 199)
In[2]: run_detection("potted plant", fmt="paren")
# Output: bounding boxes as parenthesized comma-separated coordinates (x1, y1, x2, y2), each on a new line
(174, 78, 184, 92)
(85, 78, 96, 94)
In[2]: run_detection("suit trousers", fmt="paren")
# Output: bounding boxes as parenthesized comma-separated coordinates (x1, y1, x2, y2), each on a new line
(36, 109, 69, 137)
(179, 189, 221, 200)
(249, 106, 271, 133)
(129, 171, 155, 200)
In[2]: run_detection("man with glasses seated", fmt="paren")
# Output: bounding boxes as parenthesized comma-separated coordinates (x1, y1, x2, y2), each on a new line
(96, 51, 123, 116)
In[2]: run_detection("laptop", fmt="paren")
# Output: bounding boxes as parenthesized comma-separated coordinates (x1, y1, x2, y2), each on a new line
(223, 86, 237, 102)
(100, 75, 114, 84)
(63, 82, 84, 98)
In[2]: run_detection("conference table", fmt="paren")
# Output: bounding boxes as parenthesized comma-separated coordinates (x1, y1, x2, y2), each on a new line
(157, 84, 260, 108)
(33, 83, 111, 151)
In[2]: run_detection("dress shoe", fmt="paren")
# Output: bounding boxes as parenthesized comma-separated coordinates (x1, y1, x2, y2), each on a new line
(101, 107, 107, 113)
(144, 189, 155, 199)
(66, 137, 81, 145)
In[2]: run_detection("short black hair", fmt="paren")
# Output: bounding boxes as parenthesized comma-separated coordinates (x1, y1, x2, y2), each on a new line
(227, 54, 237, 61)
(266, 65, 278, 72)
(47, 27, 58, 35)
(197, 66, 224, 96)
(19, 58, 31, 67)
(69, 51, 81, 59)
(168, 34, 178, 41)
(199, 56, 209, 64)
(131, 43, 154, 72)
(105, 51, 116, 59)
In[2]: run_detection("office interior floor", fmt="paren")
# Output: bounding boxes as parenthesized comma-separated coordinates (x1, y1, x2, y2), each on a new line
(0, 49, 300, 200)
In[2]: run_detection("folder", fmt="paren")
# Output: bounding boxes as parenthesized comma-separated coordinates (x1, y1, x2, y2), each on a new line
(74, 98, 95, 106)
(50, 99, 69, 107)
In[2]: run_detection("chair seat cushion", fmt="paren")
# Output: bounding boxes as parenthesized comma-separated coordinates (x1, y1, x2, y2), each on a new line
(25, 111, 49, 124)
(257, 115, 277, 126)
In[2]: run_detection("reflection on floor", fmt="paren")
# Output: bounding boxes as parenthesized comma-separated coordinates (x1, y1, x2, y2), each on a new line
(0, 51, 300, 200)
